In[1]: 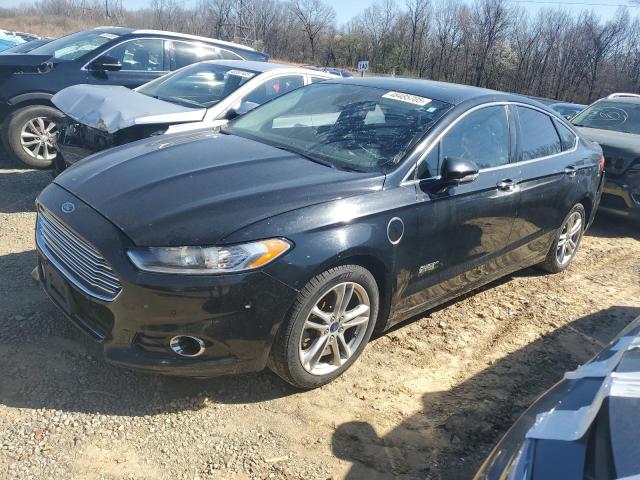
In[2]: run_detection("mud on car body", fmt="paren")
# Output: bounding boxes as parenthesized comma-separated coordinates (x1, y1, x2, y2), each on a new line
(35, 78, 603, 388)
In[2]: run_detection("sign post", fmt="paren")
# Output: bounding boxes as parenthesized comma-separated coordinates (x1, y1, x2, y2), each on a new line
(357, 60, 369, 77)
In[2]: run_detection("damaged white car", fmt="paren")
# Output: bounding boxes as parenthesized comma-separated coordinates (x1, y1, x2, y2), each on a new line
(52, 60, 336, 173)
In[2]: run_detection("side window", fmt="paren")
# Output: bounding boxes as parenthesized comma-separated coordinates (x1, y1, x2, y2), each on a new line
(553, 119, 577, 151)
(103, 39, 164, 71)
(440, 106, 510, 170)
(219, 49, 242, 60)
(243, 75, 305, 105)
(417, 143, 440, 179)
(171, 41, 222, 70)
(516, 107, 562, 160)
(310, 76, 328, 84)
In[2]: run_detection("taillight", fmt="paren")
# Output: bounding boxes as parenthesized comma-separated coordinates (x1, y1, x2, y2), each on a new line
(598, 156, 605, 173)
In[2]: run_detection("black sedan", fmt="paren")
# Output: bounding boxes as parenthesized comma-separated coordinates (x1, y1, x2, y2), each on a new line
(35, 78, 604, 388)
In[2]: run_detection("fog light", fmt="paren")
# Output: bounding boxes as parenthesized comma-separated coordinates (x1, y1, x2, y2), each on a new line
(169, 335, 205, 357)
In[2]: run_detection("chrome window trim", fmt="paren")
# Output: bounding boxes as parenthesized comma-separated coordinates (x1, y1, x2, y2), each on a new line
(81, 37, 169, 72)
(132, 29, 257, 52)
(167, 39, 243, 63)
(401, 101, 579, 186)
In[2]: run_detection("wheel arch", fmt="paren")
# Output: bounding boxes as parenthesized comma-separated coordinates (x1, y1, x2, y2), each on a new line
(318, 253, 392, 333)
(577, 194, 594, 225)
(6, 92, 56, 112)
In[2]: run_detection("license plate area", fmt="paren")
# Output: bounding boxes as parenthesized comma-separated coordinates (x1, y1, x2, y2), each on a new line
(42, 261, 77, 316)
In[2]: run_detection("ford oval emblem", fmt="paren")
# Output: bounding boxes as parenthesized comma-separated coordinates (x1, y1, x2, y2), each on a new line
(61, 202, 75, 214)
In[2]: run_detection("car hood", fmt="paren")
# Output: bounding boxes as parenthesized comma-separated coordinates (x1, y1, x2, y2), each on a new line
(52, 84, 207, 134)
(54, 130, 384, 246)
(575, 126, 640, 176)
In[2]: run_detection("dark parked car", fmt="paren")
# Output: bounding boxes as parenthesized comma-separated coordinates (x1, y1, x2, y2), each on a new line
(0, 37, 52, 55)
(475, 314, 640, 480)
(550, 101, 586, 120)
(52, 61, 334, 171)
(0, 27, 268, 168)
(572, 93, 640, 220)
(34, 78, 603, 388)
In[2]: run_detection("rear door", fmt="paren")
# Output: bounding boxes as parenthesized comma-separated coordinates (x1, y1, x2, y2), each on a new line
(399, 104, 522, 312)
(167, 40, 242, 71)
(509, 105, 579, 263)
(87, 38, 167, 88)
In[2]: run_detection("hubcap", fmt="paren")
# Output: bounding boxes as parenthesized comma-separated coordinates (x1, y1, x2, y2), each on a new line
(20, 117, 57, 161)
(299, 282, 371, 376)
(556, 211, 583, 266)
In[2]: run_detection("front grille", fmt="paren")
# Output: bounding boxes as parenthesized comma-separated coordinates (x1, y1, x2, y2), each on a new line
(36, 208, 122, 300)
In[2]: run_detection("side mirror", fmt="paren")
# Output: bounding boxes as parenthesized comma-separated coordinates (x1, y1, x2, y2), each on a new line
(226, 101, 260, 120)
(89, 55, 122, 71)
(441, 156, 479, 186)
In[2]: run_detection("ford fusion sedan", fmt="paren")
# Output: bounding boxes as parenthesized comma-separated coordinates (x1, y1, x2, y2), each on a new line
(52, 61, 336, 172)
(35, 78, 603, 388)
(572, 93, 640, 221)
(0, 27, 267, 168)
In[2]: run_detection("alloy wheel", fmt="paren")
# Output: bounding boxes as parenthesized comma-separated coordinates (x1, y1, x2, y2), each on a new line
(20, 117, 57, 162)
(299, 282, 371, 376)
(556, 211, 583, 266)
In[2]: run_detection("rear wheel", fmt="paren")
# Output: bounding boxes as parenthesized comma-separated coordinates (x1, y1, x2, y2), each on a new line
(269, 265, 379, 389)
(538, 203, 586, 273)
(5, 105, 64, 168)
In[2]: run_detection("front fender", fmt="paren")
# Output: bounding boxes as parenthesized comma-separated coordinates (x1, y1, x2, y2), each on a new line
(8, 91, 54, 107)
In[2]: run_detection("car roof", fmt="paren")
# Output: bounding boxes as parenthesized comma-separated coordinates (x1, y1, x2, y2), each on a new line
(200, 60, 335, 76)
(131, 29, 257, 52)
(551, 102, 585, 108)
(597, 96, 640, 105)
(90, 27, 257, 53)
(326, 77, 528, 106)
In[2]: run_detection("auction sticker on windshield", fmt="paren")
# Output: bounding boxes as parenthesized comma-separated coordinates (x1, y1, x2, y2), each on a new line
(228, 70, 255, 79)
(382, 91, 432, 106)
(99, 33, 119, 40)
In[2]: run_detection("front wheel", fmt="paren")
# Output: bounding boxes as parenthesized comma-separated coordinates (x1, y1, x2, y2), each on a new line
(538, 203, 586, 273)
(5, 105, 64, 168)
(269, 265, 379, 389)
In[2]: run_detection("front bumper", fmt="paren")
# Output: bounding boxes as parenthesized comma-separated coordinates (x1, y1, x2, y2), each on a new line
(599, 176, 640, 220)
(35, 184, 298, 377)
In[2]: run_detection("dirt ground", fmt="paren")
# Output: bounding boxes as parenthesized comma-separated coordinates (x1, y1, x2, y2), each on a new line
(1, 150, 639, 480)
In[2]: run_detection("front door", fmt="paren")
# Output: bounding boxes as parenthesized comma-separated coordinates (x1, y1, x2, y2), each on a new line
(397, 105, 521, 315)
(87, 38, 167, 89)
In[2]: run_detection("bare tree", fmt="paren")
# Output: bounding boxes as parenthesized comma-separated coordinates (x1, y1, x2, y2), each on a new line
(290, 0, 336, 60)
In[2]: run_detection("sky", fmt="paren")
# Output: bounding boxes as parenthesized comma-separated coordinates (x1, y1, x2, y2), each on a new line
(3, 0, 638, 24)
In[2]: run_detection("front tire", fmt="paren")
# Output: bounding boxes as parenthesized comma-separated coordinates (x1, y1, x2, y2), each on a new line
(269, 265, 379, 389)
(5, 105, 64, 168)
(538, 203, 586, 273)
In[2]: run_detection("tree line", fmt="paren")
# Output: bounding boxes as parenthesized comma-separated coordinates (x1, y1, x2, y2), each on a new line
(4, 0, 640, 103)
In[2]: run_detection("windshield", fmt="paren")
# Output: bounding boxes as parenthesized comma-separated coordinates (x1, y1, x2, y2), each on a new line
(137, 63, 257, 109)
(226, 83, 452, 172)
(572, 100, 640, 134)
(29, 30, 119, 60)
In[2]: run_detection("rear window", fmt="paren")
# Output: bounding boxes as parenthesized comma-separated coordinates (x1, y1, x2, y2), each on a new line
(572, 100, 640, 134)
(554, 120, 577, 151)
(516, 107, 562, 160)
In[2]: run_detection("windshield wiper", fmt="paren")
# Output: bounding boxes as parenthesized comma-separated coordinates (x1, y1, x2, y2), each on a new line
(274, 144, 336, 169)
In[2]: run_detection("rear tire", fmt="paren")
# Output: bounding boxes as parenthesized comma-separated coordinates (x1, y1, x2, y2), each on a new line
(269, 265, 379, 389)
(5, 105, 64, 169)
(538, 203, 586, 273)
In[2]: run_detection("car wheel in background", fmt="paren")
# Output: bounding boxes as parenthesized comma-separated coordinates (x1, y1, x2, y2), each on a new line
(269, 265, 379, 389)
(5, 105, 64, 169)
(538, 203, 586, 273)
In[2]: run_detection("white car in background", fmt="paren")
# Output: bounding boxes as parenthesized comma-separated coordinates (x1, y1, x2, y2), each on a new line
(52, 60, 337, 172)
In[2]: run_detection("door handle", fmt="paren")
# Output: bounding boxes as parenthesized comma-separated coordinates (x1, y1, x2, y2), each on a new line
(497, 178, 516, 192)
(564, 166, 577, 177)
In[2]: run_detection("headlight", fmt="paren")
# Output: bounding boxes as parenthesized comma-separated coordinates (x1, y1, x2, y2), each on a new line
(127, 238, 292, 274)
